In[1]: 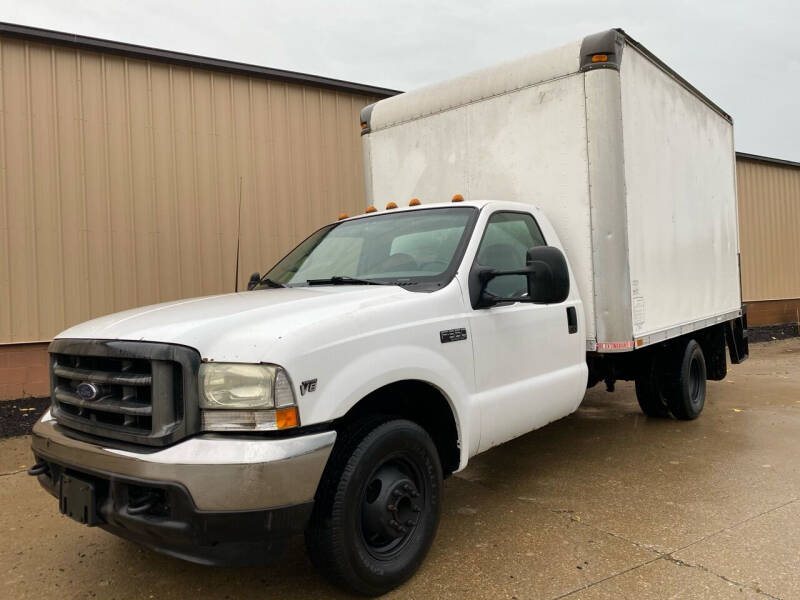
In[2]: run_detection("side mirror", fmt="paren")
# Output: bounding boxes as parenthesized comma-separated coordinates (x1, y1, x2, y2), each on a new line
(470, 245, 570, 308)
(247, 272, 261, 291)
(524, 246, 570, 304)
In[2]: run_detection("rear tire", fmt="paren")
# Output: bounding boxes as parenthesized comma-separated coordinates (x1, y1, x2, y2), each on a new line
(305, 419, 443, 596)
(664, 339, 707, 420)
(635, 352, 671, 418)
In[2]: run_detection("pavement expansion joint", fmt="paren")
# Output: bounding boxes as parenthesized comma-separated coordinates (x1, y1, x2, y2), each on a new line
(661, 554, 782, 600)
(0, 467, 27, 477)
(544, 498, 798, 599)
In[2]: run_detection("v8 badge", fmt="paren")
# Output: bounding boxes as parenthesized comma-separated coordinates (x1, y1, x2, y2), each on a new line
(300, 379, 318, 396)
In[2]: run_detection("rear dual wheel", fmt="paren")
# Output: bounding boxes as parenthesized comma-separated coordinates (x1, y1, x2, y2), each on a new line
(635, 339, 707, 420)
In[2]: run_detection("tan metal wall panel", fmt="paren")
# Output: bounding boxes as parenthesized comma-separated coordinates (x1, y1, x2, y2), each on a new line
(737, 158, 800, 302)
(0, 36, 378, 343)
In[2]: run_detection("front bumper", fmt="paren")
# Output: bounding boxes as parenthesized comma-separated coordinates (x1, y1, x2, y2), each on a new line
(31, 411, 336, 565)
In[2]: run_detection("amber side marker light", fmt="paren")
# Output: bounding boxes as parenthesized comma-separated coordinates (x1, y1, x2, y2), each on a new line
(365, 205, 377, 213)
(276, 407, 299, 429)
(337, 212, 349, 220)
(591, 54, 609, 63)
(360, 122, 368, 131)
(452, 194, 464, 203)
(386, 202, 398, 210)
(409, 198, 421, 206)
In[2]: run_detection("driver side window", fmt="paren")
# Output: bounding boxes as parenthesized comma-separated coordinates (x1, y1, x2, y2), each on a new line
(476, 212, 546, 298)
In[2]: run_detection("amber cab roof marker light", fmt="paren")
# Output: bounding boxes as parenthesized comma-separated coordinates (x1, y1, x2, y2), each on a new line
(337, 212, 349, 220)
(386, 202, 398, 210)
(364, 205, 377, 213)
(451, 194, 464, 202)
(409, 198, 421, 206)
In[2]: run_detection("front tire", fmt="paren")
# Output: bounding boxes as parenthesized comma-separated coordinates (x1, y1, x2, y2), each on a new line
(306, 419, 443, 596)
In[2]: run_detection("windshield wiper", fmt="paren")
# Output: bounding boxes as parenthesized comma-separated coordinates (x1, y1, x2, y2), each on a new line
(306, 275, 389, 286)
(259, 277, 285, 288)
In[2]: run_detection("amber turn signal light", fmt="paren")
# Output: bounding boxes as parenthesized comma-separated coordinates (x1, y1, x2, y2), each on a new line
(276, 407, 299, 429)
(591, 54, 609, 63)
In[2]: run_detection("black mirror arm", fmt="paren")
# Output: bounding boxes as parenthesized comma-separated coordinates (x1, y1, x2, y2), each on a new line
(478, 266, 534, 283)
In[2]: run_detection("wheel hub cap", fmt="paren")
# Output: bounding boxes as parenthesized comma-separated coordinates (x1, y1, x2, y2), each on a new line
(362, 465, 422, 547)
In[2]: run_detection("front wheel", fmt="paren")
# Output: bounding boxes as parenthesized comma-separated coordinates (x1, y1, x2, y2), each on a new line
(305, 419, 443, 596)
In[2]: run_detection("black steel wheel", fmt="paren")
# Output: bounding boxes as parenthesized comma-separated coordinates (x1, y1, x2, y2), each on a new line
(306, 419, 442, 596)
(665, 339, 707, 420)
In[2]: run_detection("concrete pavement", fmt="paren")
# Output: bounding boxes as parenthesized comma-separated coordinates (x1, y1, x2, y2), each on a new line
(2, 339, 798, 599)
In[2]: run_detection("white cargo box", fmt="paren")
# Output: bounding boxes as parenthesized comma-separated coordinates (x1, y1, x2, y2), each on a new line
(360, 29, 742, 352)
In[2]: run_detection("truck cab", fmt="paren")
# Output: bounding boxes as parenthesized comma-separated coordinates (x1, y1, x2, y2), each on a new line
(31, 200, 586, 595)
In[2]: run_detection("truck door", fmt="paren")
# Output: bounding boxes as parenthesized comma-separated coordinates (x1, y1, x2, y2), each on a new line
(467, 210, 585, 452)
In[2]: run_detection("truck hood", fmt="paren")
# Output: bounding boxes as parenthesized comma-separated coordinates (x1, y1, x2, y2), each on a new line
(56, 286, 410, 361)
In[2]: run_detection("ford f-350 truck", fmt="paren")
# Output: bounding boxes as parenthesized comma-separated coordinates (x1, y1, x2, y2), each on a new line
(30, 29, 748, 595)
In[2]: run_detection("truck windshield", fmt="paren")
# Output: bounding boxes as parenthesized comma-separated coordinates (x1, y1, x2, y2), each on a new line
(261, 206, 477, 290)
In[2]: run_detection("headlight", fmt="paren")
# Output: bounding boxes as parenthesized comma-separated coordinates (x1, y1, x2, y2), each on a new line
(199, 363, 299, 431)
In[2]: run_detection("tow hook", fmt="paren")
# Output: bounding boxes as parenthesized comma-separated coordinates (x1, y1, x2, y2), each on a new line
(27, 462, 49, 476)
(126, 495, 158, 515)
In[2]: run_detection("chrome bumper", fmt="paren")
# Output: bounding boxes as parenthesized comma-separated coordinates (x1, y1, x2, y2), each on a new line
(31, 411, 336, 511)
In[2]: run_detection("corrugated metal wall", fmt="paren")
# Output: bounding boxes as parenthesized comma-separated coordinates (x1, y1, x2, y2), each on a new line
(0, 36, 379, 344)
(737, 158, 800, 302)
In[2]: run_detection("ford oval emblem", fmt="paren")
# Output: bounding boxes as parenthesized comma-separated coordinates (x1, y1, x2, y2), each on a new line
(76, 382, 100, 401)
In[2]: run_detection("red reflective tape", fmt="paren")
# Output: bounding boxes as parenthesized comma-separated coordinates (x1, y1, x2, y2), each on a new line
(596, 341, 635, 350)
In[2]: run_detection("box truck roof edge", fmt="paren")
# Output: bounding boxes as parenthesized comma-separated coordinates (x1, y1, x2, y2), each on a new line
(359, 28, 732, 135)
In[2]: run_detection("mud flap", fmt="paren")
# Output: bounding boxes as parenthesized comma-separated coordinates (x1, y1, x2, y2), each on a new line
(726, 307, 749, 364)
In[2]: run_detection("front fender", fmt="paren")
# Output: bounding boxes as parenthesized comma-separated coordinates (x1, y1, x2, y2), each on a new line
(303, 343, 477, 469)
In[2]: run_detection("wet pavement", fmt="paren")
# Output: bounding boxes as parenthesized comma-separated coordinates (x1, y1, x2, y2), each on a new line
(2, 338, 798, 599)
(0, 397, 49, 438)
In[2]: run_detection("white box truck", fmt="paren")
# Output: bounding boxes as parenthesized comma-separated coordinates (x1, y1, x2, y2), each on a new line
(30, 29, 748, 595)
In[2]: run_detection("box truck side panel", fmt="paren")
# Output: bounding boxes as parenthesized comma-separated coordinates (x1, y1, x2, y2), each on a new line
(619, 46, 741, 340)
(365, 72, 597, 341)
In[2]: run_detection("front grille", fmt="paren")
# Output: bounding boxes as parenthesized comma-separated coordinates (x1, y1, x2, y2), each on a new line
(53, 355, 158, 434)
(49, 339, 200, 446)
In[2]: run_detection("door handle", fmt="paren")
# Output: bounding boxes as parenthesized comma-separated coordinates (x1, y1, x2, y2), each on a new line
(566, 306, 578, 334)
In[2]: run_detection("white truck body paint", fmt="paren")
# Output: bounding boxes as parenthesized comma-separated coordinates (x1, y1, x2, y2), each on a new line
(619, 47, 741, 340)
(362, 36, 741, 351)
